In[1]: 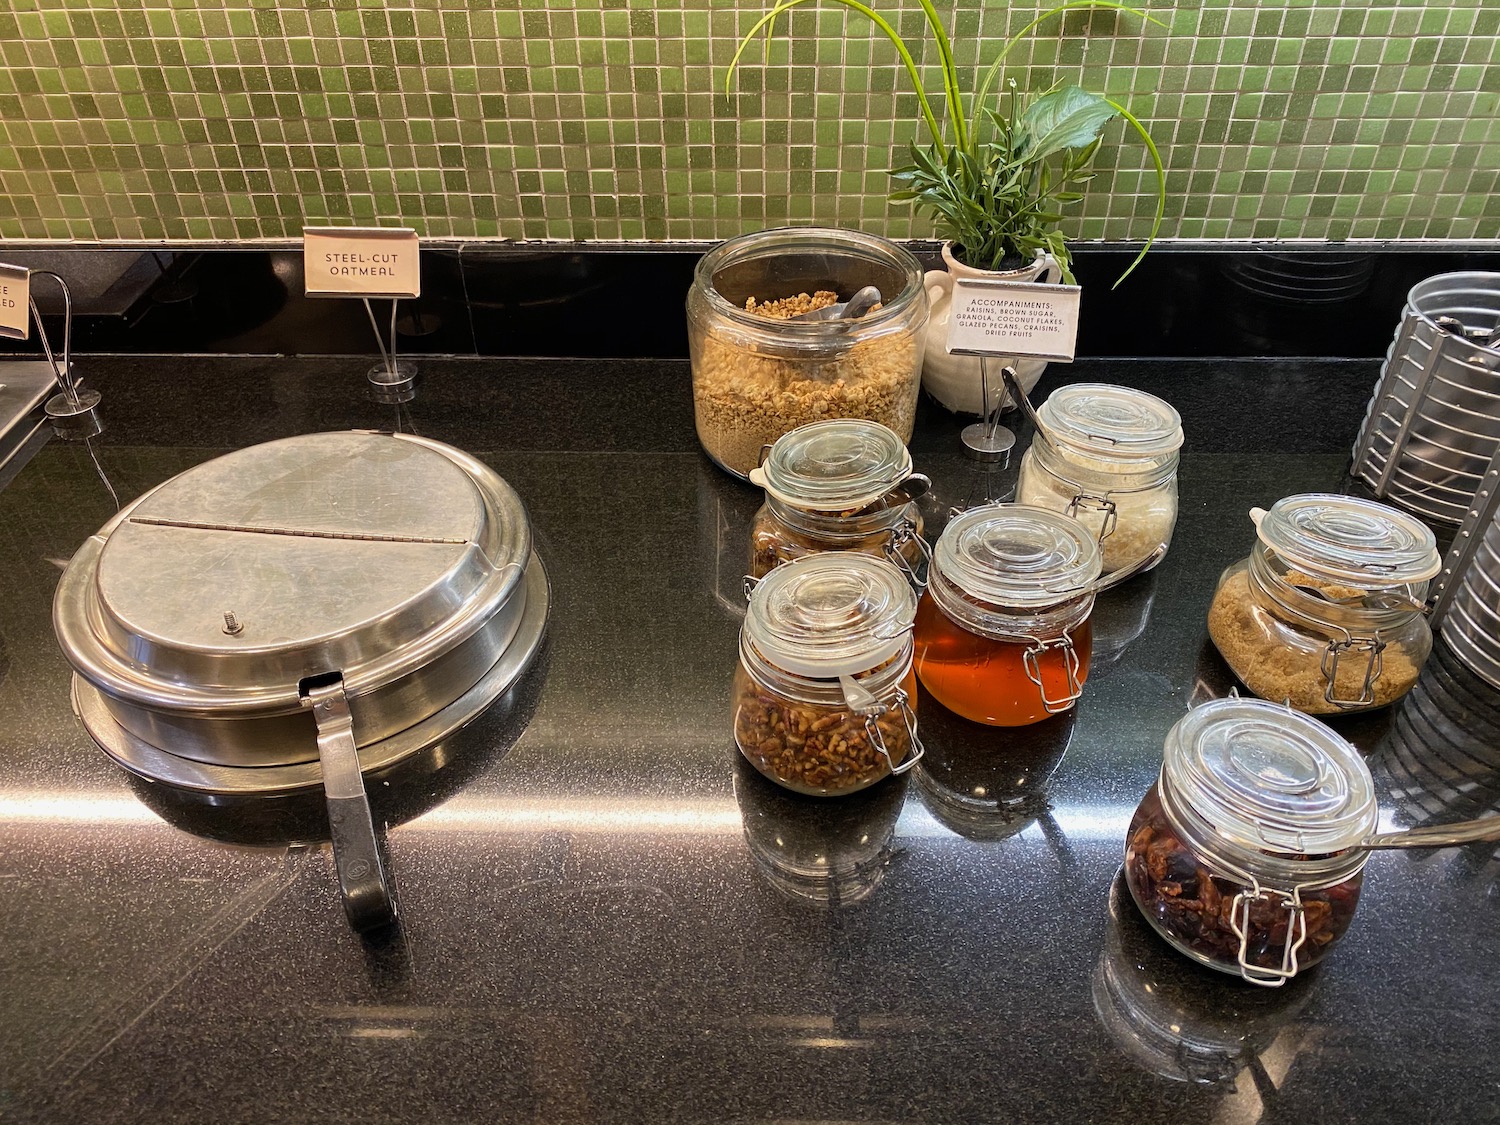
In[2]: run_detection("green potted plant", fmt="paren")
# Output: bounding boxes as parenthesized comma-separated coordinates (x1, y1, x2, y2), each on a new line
(726, 0, 1169, 414)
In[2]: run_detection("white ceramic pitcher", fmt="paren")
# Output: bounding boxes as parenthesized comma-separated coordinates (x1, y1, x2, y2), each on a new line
(921, 244, 1062, 415)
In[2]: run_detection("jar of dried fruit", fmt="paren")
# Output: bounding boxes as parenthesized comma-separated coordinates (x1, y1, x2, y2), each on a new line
(735, 552, 923, 796)
(1206, 494, 1439, 714)
(1124, 697, 1378, 986)
(687, 226, 929, 479)
(747, 418, 928, 586)
(1015, 383, 1183, 576)
(914, 504, 1101, 726)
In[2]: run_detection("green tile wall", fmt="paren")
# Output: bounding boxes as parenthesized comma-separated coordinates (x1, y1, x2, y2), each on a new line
(0, 0, 1497, 243)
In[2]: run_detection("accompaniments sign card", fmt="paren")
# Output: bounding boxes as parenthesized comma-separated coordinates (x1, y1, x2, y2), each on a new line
(303, 227, 421, 299)
(946, 277, 1081, 363)
(0, 263, 29, 340)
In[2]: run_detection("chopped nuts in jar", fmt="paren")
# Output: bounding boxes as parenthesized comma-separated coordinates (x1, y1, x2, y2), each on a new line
(1206, 568, 1421, 713)
(733, 662, 916, 797)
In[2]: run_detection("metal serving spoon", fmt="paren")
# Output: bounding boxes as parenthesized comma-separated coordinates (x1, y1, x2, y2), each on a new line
(791, 285, 883, 322)
(849, 472, 932, 517)
(1287, 582, 1429, 615)
(1356, 815, 1500, 851)
(1001, 367, 1065, 456)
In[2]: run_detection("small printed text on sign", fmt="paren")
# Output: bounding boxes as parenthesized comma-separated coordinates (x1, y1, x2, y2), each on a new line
(954, 297, 1069, 342)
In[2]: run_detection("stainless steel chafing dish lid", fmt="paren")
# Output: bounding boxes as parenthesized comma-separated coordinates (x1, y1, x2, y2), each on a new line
(54, 430, 531, 714)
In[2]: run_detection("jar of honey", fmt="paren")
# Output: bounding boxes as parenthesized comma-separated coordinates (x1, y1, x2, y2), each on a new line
(914, 504, 1102, 726)
(746, 419, 928, 585)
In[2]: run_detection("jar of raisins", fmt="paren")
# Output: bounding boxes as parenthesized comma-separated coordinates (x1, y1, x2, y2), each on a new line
(735, 552, 923, 796)
(1124, 697, 1378, 986)
(913, 504, 1101, 726)
(747, 418, 928, 586)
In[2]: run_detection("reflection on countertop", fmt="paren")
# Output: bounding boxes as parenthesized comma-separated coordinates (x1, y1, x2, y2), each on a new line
(1, 354, 1498, 1125)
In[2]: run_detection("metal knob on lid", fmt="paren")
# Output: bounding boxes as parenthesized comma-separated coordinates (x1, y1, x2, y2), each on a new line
(55, 430, 551, 931)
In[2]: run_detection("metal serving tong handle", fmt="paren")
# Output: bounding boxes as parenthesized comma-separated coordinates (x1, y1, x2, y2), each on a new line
(1357, 815, 1500, 851)
(300, 674, 397, 932)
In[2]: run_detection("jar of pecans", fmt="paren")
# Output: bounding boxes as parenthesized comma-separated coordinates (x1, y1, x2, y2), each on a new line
(747, 418, 928, 586)
(735, 552, 923, 796)
(1015, 383, 1183, 576)
(914, 504, 1101, 726)
(1206, 494, 1440, 714)
(1124, 697, 1378, 986)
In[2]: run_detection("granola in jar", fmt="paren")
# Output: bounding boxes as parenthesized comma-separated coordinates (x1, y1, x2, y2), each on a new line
(687, 227, 929, 480)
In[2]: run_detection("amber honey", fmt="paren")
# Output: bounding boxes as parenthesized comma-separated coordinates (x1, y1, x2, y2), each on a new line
(913, 592, 1093, 726)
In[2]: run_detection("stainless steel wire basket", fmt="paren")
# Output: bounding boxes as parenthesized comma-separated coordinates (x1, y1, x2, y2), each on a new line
(1352, 272, 1500, 526)
(1429, 451, 1500, 691)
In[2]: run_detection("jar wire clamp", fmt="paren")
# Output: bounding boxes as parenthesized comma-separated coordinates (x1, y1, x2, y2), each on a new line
(839, 675, 924, 774)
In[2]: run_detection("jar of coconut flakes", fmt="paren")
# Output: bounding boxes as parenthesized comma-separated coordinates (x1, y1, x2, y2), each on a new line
(1015, 384, 1183, 577)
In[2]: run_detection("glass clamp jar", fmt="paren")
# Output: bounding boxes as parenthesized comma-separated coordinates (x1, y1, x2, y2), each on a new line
(1016, 383, 1184, 576)
(1206, 494, 1441, 714)
(687, 226, 930, 479)
(914, 504, 1102, 726)
(1124, 697, 1378, 986)
(736, 552, 924, 796)
(746, 418, 930, 588)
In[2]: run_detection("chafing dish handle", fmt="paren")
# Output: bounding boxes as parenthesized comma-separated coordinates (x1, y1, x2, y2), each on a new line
(301, 676, 398, 932)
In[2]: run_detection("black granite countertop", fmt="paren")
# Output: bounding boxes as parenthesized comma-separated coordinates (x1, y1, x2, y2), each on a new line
(2, 355, 1498, 1124)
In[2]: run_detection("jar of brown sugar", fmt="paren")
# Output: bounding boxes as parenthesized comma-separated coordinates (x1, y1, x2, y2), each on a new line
(914, 504, 1101, 726)
(735, 552, 923, 796)
(1124, 697, 1378, 986)
(1206, 494, 1440, 714)
(747, 418, 928, 586)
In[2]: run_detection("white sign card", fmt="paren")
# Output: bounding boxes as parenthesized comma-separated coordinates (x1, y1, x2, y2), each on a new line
(946, 277, 1082, 362)
(303, 227, 421, 300)
(0, 263, 29, 340)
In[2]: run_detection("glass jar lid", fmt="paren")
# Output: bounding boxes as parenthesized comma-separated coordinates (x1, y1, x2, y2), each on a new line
(934, 504, 1101, 609)
(1037, 383, 1184, 459)
(744, 552, 916, 678)
(1164, 698, 1378, 856)
(749, 419, 912, 511)
(1251, 494, 1441, 585)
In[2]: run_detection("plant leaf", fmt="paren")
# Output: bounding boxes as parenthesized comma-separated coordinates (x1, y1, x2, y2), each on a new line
(1016, 85, 1117, 163)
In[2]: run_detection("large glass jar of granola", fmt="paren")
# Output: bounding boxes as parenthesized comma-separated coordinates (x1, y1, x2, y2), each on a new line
(1206, 494, 1439, 714)
(735, 552, 923, 797)
(1015, 383, 1183, 576)
(914, 504, 1101, 727)
(1124, 697, 1378, 986)
(747, 418, 928, 586)
(687, 227, 929, 479)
